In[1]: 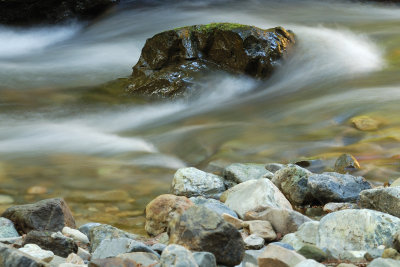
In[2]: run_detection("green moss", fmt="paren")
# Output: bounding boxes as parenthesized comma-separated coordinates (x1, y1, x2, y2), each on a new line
(174, 22, 253, 33)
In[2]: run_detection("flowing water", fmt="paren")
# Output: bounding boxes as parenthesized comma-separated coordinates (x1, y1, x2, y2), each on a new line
(1, 0, 400, 233)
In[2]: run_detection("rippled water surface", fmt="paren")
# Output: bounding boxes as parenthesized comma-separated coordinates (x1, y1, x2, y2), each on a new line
(1, 0, 400, 233)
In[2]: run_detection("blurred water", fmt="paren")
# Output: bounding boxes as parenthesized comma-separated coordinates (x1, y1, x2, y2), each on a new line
(0, 0, 399, 231)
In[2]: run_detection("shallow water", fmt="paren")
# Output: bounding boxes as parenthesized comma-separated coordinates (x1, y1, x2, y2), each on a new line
(0, 0, 400, 233)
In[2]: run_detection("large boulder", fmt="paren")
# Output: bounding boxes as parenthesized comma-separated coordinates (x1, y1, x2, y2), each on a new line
(224, 178, 292, 218)
(359, 187, 400, 218)
(123, 23, 295, 98)
(2, 198, 76, 234)
(145, 194, 194, 236)
(317, 209, 400, 258)
(168, 206, 244, 266)
(171, 167, 226, 199)
(0, 0, 119, 25)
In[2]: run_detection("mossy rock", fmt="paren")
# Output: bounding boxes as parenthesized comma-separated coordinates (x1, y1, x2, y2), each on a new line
(123, 23, 295, 98)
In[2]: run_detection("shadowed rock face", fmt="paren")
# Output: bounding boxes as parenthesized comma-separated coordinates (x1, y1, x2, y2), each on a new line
(0, 0, 119, 25)
(125, 23, 295, 98)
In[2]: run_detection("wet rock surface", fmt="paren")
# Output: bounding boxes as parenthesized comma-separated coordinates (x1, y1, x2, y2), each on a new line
(0, 0, 119, 25)
(2, 198, 76, 234)
(168, 205, 245, 266)
(123, 23, 295, 98)
(23, 231, 78, 257)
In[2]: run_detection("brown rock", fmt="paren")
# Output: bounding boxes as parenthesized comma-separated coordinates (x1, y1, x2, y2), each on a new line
(222, 213, 245, 229)
(244, 207, 311, 236)
(168, 206, 244, 266)
(351, 115, 381, 131)
(2, 198, 76, 234)
(334, 154, 361, 174)
(245, 220, 276, 241)
(145, 194, 193, 236)
(258, 244, 306, 267)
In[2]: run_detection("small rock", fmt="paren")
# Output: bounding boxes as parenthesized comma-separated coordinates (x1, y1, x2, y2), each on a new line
(23, 230, 78, 258)
(368, 257, 400, 267)
(0, 242, 48, 266)
(0, 217, 19, 238)
(77, 247, 91, 261)
(334, 154, 361, 174)
(92, 238, 157, 260)
(308, 172, 371, 203)
(382, 248, 400, 260)
(323, 202, 358, 213)
(359, 187, 400, 218)
(66, 253, 84, 264)
(78, 222, 101, 240)
(245, 220, 277, 242)
(89, 224, 138, 252)
(258, 244, 306, 267)
(27, 186, 48, 195)
(145, 195, 193, 236)
(189, 197, 237, 218)
(264, 163, 285, 173)
(336, 264, 358, 267)
(222, 213, 245, 229)
(0, 194, 14, 204)
(19, 243, 54, 263)
(117, 252, 160, 266)
(294, 259, 325, 267)
(171, 167, 226, 199)
(393, 230, 400, 252)
(193, 252, 217, 267)
(297, 244, 327, 262)
(223, 163, 272, 185)
(317, 209, 400, 259)
(244, 207, 312, 236)
(281, 233, 305, 251)
(272, 164, 313, 206)
(244, 234, 265, 250)
(168, 206, 244, 266)
(2, 198, 76, 234)
(351, 115, 381, 131)
(224, 179, 292, 218)
(270, 242, 295, 251)
(160, 244, 197, 267)
(62, 227, 89, 244)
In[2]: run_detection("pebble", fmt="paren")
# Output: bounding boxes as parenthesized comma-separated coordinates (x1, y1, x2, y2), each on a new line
(244, 234, 265, 250)
(63, 226, 90, 244)
(258, 244, 306, 267)
(66, 253, 84, 264)
(160, 244, 197, 267)
(0, 194, 14, 204)
(192, 251, 217, 267)
(27, 186, 48, 195)
(19, 243, 54, 263)
(245, 220, 277, 241)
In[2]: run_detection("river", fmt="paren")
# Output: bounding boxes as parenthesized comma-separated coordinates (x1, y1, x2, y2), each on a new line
(0, 0, 400, 233)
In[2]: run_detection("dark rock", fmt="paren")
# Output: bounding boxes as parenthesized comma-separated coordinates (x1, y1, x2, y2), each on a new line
(308, 172, 371, 203)
(2, 198, 76, 234)
(297, 244, 327, 262)
(168, 205, 245, 266)
(359, 187, 400, 217)
(0, 0, 119, 25)
(23, 231, 78, 258)
(124, 23, 295, 98)
(89, 224, 138, 252)
(0, 242, 48, 267)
